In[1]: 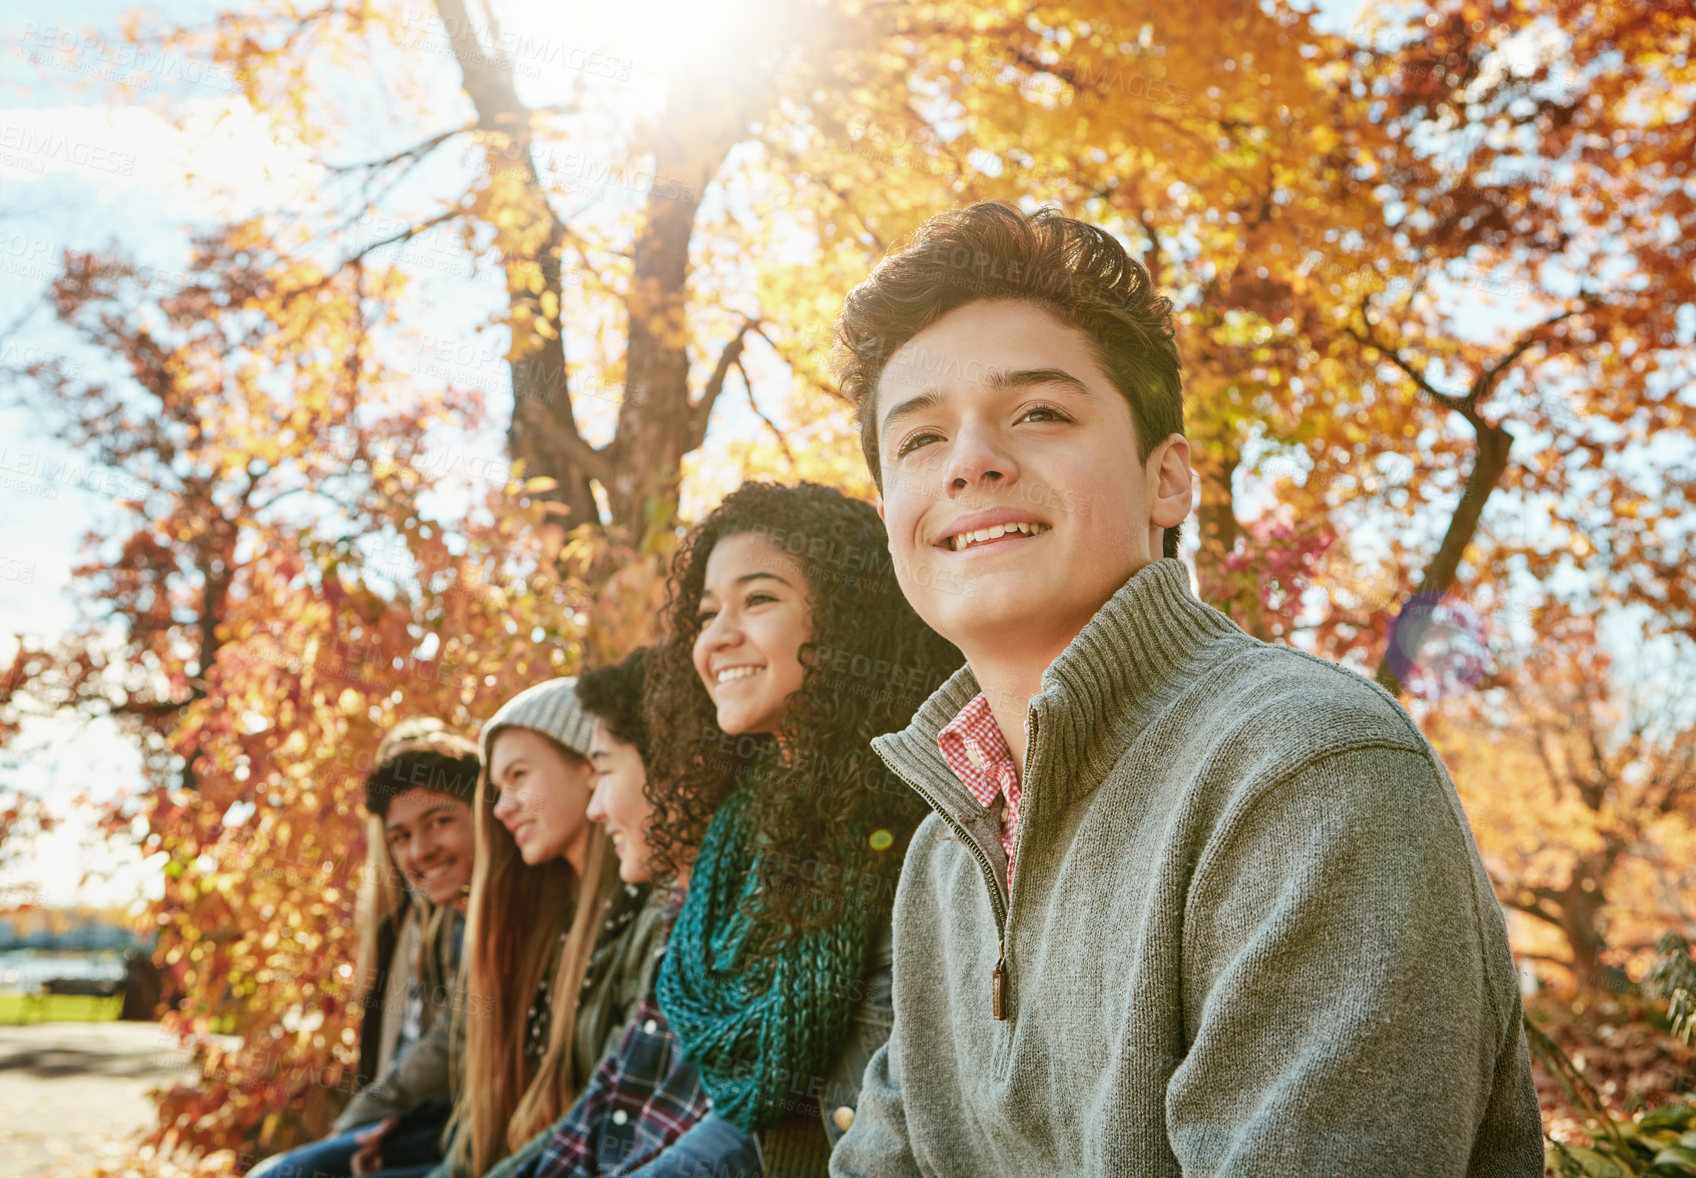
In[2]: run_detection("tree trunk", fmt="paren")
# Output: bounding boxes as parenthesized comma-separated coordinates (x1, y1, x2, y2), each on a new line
(1375, 416, 1511, 693)
(433, 0, 599, 529)
(507, 238, 600, 529)
(432, 0, 763, 537)
(600, 78, 753, 531)
(1563, 888, 1608, 990)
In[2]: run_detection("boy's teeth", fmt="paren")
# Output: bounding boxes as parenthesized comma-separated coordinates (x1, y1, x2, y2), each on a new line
(951, 521, 1048, 550)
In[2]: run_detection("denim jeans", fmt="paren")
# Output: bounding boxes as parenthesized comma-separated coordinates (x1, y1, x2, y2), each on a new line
(247, 1131, 360, 1178)
(818, 923, 895, 1147)
(623, 1112, 762, 1178)
(246, 1120, 445, 1178)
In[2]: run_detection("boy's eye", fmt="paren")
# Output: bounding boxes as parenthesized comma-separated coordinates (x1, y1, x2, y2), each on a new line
(1018, 402, 1071, 424)
(895, 429, 942, 459)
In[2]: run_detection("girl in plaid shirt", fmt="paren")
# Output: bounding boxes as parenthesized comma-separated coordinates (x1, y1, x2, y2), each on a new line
(523, 650, 734, 1178)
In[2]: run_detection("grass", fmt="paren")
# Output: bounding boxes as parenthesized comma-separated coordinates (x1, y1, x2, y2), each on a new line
(0, 991, 125, 1024)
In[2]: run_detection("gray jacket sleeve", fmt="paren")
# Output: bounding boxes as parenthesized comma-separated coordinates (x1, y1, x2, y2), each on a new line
(829, 918, 921, 1177)
(334, 1005, 460, 1132)
(1165, 743, 1544, 1176)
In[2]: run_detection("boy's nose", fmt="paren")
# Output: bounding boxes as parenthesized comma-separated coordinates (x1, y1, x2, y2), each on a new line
(944, 427, 1015, 494)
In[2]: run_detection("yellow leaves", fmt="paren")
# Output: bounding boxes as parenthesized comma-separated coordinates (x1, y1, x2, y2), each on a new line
(508, 304, 545, 361)
(506, 262, 546, 296)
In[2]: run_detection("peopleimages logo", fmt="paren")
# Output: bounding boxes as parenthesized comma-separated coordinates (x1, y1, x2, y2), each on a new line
(0, 444, 146, 500)
(397, 8, 636, 83)
(0, 556, 37, 584)
(17, 24, 237, 93)
(0, 124, 136, 176)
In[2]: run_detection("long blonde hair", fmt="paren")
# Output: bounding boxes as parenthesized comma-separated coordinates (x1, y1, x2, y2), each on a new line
(450, 731, 621, 1176)
(352, 811, 406, 1013)
(352, 720, 479, 1042)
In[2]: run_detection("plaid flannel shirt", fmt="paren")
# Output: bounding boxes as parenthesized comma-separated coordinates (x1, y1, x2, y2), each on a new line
(529, 898, 707, 1178)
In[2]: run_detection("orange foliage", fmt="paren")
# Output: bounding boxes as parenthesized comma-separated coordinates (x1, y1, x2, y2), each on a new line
(2, 234, 661, 1162)
(1432, 618, 1696, 992)
(3, 0, 1693, 1170)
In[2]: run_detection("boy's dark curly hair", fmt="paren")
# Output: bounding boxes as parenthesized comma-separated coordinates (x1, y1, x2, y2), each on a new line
(363, 722, 480, 817)
(833, 200, 1186, 558)
(576, 647, 652, 765)
(643, 481, 963, 945)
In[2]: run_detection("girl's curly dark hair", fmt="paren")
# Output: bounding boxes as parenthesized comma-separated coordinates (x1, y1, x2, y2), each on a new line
(644, 481, 963, 946)
(576, 647, 652, 764)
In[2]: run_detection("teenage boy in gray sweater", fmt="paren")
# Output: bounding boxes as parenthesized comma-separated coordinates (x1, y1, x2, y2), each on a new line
(825, 202, 1544, 1177)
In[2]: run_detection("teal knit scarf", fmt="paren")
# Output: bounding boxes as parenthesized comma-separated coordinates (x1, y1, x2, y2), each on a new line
(656, 778, 875, 1133)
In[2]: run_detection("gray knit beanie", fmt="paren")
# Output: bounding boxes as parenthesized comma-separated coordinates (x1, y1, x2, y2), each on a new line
(478, 677, 597, 767)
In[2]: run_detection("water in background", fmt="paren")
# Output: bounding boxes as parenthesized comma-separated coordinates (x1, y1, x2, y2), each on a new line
(0, 950, 128, 991)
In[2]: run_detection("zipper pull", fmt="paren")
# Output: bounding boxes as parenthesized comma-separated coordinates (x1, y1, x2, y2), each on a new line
(992, 955, 1008, 1020)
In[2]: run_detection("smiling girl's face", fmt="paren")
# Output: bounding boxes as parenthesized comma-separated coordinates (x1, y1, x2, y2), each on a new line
(691, 532, 812, 737)
(586, 720, 657, 884)
(487, 728, 595, 869)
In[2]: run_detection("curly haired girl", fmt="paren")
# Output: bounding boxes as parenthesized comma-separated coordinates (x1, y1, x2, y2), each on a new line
(639, 481, 961, 1173)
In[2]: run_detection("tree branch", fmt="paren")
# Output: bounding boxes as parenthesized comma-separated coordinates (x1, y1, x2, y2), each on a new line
(1134, 210, 1163, 279)
(327, 124, 473, 175)
(1344, 306, 1467, 412)
(1358, 306, 1590, 693)
(738, 357, 794, 464)
(1502, 890, 1568, 931)
(1465, 304, 1587, 410)
(343, 208, 462, 266)
(689, 318, 760, 444)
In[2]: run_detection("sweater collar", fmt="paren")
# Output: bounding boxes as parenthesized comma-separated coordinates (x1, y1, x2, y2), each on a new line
(872, 559, 1246, 819)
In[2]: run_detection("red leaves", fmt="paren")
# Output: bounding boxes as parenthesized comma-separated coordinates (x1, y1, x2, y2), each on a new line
(1196, 514, 1334, 642)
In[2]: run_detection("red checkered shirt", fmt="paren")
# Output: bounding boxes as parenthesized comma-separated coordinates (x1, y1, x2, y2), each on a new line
(936, 692, 1022, 896)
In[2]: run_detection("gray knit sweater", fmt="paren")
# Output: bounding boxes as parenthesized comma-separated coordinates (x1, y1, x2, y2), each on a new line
(830, 559, 1544, 1177)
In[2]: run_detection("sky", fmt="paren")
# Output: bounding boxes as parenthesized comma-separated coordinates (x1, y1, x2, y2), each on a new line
(0, 0, 1376, 913)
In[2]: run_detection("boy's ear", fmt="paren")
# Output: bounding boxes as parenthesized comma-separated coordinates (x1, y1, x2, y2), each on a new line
(1148, 434, 1194, 528)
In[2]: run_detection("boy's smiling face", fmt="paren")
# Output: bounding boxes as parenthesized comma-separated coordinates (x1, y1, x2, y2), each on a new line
(875, 299, 1192, 664)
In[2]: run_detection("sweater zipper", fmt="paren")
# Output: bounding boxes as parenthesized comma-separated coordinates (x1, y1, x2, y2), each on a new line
(885, 705, 1039, 1023)
(997, 707, 1039, 1021)
(884, 761, 1008, 1017)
